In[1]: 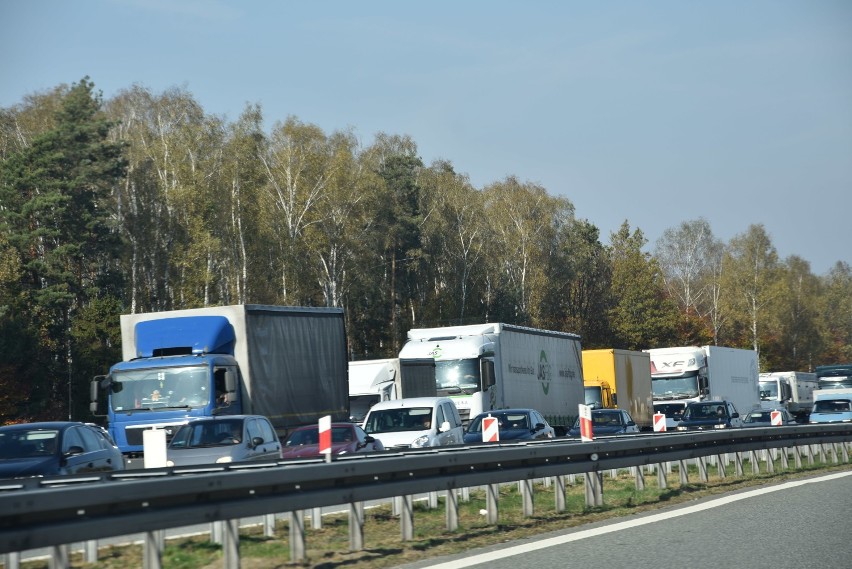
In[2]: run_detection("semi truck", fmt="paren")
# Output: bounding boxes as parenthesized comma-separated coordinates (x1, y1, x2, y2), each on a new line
(815, 364, 852, 390)
(645, 345, 760, 429)
(582, 349, 654, 431)
(90, 304, 349, 459)
(398, 323, 584, 431)
(347, 357, 436, 423)
(758, 371, 818, 422)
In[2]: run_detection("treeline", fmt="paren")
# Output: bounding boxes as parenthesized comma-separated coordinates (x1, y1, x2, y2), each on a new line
(1, 78, 850, 422)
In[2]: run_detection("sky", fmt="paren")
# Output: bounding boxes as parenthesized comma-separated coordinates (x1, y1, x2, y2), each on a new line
(1, 0, 850, 275)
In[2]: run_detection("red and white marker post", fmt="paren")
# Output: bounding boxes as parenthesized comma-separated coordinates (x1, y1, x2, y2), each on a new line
(653, 412, 667, 432)
(579, 404, 593, 442)
(319, 415, 332, 462)
(770, 410, 782, 426)
(482, 416, 500, 442)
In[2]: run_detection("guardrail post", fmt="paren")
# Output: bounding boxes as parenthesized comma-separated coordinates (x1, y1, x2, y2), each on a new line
(349, 502, 365, 551)
(446, 489, 459, 531)
(461, 487, 470, 502)
(486, 483, 499, 525)
(584, 471, 603, 507)
(288, 510, 306, 563)
(521, 478, 534, 517)
(716, 454, 727, 479)
(793, 446, 803, 469)
(554, 475, 566, 511)
(3, 552, 20, 569)
(818, 444, 828, 464)
(311, 507, 322, 530)
(222, 519, 240, 569)
(750, 451, 760, 474)
(697, 456, 708, 482)
(634, 466, 645, 491)
(84, 539, 98, 563)
(609, 468, 618, 479)
(429, 491, 439, 509)
(400, 495, 414, 540)
(657, 463, 667, 489)
(678, 460, 689, 485)
(50, 544, 69, 569)
(765, 449, 775, 474)
(734, 452, 744, 476)
(780, 447, 789, 470)
(842, 442, 850, 462)
(263, 513, 276, 537)
(142, 530, 162, 569)
(210, 521, 223, 544)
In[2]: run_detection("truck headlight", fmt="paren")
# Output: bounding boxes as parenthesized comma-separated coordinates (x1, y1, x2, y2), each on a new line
(216, 456, 233, 463)
(411, 435, 430, 448)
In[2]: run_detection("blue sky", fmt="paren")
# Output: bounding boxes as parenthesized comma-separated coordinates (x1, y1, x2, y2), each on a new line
(2, 0, 850, 274)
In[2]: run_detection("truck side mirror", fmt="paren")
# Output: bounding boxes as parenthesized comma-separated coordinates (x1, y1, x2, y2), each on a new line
(224, 369, 237, 393)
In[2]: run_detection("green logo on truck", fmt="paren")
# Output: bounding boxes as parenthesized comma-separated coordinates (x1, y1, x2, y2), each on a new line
(538, 350, 552, 395)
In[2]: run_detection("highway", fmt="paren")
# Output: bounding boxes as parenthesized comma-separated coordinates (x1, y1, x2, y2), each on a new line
(404, 470, 852, 569)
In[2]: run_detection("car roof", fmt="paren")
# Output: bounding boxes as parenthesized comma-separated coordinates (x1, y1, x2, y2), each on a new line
(368, 397, 450, 410)
(290, 422, 358, 431)
(0, 421, 89, 431)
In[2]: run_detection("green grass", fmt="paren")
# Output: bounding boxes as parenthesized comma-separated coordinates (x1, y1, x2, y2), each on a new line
(11, 452, 852, 569)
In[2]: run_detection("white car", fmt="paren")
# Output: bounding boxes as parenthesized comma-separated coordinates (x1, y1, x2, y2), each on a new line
(361, 397, 464, 450)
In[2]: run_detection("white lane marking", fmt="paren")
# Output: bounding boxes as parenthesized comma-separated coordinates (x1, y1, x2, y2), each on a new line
(422, 470, 852, 569)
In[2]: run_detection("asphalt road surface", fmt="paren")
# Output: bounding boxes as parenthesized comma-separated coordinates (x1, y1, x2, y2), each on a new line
(402, 470, 852, 569)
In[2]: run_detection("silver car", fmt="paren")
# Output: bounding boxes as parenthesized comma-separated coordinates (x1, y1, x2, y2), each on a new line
(166, 415, 281, 466)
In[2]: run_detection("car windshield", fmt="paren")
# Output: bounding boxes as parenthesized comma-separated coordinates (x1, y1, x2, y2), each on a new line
(170, 420, 243, 448)
(592, 412, 623, 427)
(744, 412, 772, 423)
(286, 426, 354, 446)
(363, 408, 433, 433)
(813, 400, 852, 413)
(684, 404, 726, 420)
(0, 429, 59, 458)
(654, 404, 685, 420)
(467, 412, 530, 433)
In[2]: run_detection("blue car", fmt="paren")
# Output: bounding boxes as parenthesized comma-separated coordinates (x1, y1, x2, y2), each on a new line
(568, 409, 639, 437)
(0, 421, 124, 478)
(463, 409, 555, 444)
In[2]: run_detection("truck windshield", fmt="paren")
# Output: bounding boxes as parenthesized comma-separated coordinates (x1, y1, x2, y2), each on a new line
(584, 386, 604, 409)
(759, 380, 778, 400)
(651, 376, 699, 399)
(435, 359, 480, 391)
(111, 366, 210, 411)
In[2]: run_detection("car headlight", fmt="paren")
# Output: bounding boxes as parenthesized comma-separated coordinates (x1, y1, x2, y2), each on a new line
(215, 456, 233, 463)
(166, 460, 174, 467)
(676, 426, 687, 431)
(410, 435, 430, 448)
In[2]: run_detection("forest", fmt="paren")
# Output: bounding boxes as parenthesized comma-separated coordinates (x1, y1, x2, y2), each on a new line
(1, 78, 850, 423)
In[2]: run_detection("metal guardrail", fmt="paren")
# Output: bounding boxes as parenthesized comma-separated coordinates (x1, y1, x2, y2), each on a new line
(1, 424, 851, 555)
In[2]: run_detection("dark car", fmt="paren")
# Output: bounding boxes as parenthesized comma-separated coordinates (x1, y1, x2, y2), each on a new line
(166, 415, 282, 466)
(0, 421, 124, 478)
(464, 409, 555, 444)
(281, 423, 384, 458)
(568, 409, 640, 437)
(676, 400, 742, 431)
(741, 408, 796, 427)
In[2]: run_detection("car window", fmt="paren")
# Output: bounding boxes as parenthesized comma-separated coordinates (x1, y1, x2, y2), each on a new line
(77, 426, 102, 452)
(354, 425, 367, 443)
(257, 418, 276, 443)
(435, 404, 445, 428)
(246, 418, 263, 442)
(62, 427, 85, 452)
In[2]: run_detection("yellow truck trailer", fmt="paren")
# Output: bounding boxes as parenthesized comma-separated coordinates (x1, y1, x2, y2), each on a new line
(582, 348, 653, 430)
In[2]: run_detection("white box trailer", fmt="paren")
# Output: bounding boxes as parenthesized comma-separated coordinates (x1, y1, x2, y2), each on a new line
(399, 323, 584, 430)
